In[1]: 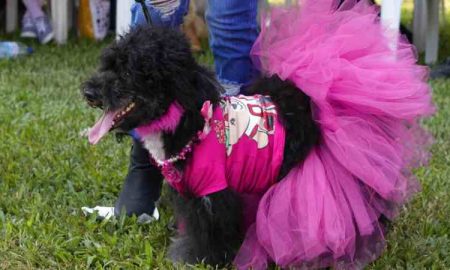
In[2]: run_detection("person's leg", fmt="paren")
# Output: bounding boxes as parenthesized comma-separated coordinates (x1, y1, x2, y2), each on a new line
(82, 138, 162, 222)
(206, 0, 260, 96)
(21, 0, 44, 18)
(114, 139, 164, 219)
(21, 10, 36, 38)
(22, 0, 53, 44)
(131, 0, 189, 28)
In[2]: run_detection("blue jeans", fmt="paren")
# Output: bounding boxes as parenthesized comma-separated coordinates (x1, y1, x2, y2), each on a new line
(206, 0, 260, 95)
(131, 0, 259, 95)
(131, 0, 189, 28)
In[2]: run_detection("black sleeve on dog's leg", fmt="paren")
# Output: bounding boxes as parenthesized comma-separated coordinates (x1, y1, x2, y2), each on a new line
(169, 188, 243, 267)
(114, 138, 163, 217)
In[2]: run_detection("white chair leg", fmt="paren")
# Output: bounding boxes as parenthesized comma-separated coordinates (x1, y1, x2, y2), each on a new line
(116, 0, 135, 40)
(380, 0, 404, 50)
(413, 0, 426, 52)
(425, 0, 440, 64)
(51, 0, 69, 44)
(6, 0, 19, 33)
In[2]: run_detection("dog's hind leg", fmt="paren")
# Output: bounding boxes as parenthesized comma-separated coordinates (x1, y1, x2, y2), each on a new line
(168, 188, 243, 267)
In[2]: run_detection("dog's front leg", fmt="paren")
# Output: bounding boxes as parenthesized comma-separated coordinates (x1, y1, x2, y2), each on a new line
(168, 188, 243, 267)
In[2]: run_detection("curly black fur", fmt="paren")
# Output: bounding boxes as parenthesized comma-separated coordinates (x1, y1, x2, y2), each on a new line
(169, 188, 242, 266)
(248, 76, 320, 179)
(82, 25, 320, 267)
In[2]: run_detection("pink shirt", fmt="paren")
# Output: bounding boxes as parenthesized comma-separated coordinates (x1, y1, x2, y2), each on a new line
(169, 95, 285, 197)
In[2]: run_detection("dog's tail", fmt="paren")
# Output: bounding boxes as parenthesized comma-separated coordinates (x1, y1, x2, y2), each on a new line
(235, 0, 434, 269)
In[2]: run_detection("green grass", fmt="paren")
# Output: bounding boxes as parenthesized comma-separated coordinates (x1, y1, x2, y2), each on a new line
(1, 9, 450, 270)
(0, 38, 178, 269)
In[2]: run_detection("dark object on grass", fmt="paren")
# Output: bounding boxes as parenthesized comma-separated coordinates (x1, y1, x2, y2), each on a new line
(430, 58, 450, 79)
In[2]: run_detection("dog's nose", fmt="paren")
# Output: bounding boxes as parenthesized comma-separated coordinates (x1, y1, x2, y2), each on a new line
(84, 90, 96, 102)
(84, 89, 103, 108)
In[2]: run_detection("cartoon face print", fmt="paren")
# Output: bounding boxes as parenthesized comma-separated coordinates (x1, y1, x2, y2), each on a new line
(221, 95, 277, 155)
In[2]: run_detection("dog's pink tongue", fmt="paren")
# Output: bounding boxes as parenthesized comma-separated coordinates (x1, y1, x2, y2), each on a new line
(88, 111, 117, 144)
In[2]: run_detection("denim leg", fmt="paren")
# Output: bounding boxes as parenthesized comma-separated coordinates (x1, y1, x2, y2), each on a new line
(206, 0, 260, 96)
(22, 0, 45, 19)
(131, 0, 190, 28)
(114, 139, 163, 216)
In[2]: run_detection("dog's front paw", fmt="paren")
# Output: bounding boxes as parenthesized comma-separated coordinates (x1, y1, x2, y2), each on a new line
(167, 236, 199, 264)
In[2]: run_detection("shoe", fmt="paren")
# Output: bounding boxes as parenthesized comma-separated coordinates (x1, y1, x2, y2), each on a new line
(81, 205, 160, 224)
(33, 16, 54, 44)
(137, 207, 160, 224)
(21, 15, 37, 38)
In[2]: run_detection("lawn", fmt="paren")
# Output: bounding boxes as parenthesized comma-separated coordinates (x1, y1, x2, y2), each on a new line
(1, 6, 450, 270)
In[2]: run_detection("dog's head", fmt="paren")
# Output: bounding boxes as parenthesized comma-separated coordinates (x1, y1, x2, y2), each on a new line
(82, 26, 215, 144)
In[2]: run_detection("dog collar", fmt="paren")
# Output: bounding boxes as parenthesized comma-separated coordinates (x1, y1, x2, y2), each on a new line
(147, 100, 214, 184)
(134, 102, 185, 138)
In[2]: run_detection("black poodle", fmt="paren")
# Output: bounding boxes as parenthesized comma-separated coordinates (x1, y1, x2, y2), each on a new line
(82, 25, 319, 267)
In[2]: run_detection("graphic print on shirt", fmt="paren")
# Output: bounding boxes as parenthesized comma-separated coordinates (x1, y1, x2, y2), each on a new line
(219, 95, 277, 156)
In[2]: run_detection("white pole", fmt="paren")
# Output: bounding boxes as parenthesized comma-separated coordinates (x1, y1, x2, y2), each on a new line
(51, 0, 69, 44)
(380, 0, 404, 51)
(116, 0, 135, 40)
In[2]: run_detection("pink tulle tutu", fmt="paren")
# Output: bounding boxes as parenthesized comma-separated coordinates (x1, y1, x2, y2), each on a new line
(234, 0, 434, 269)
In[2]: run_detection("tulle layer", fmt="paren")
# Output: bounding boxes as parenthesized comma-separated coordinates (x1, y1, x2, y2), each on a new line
(235, 0, 434, 269)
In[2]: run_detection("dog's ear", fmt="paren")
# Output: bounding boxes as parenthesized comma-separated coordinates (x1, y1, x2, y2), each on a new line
(171, 64, 222, 111)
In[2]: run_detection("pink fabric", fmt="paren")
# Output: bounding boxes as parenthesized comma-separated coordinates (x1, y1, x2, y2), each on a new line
(22, 0, 45, 19)
(135, 102, 185, 137)
(168, 95, 286, 197)
(234, 0, 435, 269)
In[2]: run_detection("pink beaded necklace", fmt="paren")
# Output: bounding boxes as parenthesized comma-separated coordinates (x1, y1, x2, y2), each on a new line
(135, 101, 214, 184)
